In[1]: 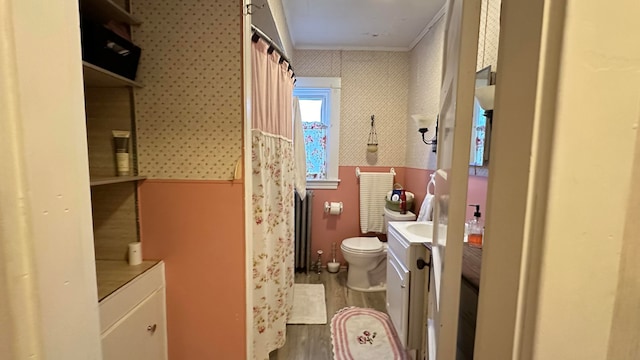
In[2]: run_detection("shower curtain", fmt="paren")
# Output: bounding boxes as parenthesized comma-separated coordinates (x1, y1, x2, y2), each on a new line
(251, 38, 295, 360)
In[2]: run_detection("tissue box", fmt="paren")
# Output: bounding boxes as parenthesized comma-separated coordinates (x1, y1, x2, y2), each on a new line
(81, 17, 141, 80)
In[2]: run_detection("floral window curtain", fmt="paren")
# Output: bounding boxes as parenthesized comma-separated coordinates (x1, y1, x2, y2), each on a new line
(303, 122, 327, 179)
(251, 37, 295, 360)
(470, 100, 487, 166)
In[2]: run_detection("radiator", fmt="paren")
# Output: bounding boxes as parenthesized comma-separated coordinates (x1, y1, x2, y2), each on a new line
(294, 190, 313, 273)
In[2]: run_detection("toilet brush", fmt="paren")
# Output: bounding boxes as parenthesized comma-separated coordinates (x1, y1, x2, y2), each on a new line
(315, 250, 323, 274)
(328, 242, 340, 273)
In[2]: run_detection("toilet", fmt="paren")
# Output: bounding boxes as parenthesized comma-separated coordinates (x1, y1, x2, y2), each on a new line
(341, 208, 416, 292)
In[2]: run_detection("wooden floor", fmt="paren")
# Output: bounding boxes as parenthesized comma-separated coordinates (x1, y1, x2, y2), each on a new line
(269, 270, 387, 360)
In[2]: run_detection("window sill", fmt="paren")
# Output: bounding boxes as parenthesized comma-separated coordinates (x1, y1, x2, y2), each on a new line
(306, 179, 340, 190)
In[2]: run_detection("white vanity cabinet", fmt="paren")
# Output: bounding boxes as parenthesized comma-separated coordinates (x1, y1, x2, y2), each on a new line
(387, 223, 430, 359)
(99, 261, 168, 360)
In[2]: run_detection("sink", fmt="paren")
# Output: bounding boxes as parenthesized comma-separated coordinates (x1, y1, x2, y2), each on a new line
(389, 221, 451, 245)
(406, 222, 433, 238)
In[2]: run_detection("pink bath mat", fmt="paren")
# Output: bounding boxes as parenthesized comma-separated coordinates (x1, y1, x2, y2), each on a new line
(330, 307, 408, 360)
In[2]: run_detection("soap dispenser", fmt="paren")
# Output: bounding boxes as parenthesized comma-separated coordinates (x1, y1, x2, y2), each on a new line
(467, 205, 483, 247)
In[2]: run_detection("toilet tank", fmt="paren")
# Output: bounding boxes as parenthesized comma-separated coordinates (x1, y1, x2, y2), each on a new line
(383, 207, 416, 234)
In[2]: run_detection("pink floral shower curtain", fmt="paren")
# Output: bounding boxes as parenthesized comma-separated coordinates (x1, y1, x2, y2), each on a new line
(251, 38, 295, 360)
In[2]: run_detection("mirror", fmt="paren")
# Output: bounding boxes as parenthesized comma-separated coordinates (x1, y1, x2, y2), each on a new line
(469, 66, 494, 167)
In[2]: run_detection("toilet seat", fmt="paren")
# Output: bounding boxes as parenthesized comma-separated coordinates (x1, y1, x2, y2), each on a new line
(341, 237, 384, 253)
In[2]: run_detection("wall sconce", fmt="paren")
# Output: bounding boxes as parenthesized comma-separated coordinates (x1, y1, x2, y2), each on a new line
(475, 85, 495, 116)
(412, 114, 438, 153)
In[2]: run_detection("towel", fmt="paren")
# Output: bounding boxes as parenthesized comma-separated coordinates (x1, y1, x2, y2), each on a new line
(359, 172, 394, 233)
(293, 97, 307, 199)
(417, 193, 435, 221)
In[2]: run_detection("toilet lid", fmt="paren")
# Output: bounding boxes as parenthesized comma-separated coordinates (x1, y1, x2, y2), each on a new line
(342, 237, 383, 252)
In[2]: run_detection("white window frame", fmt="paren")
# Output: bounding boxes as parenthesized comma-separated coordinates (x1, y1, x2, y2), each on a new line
(295, 77, 341, 190)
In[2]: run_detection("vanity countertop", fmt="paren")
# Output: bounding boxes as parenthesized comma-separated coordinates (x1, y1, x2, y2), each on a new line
(390, 221, 482, 291)
(96, 259, 159, 301)
(423, 242, 482, 292)
(461, 244, 482, 292)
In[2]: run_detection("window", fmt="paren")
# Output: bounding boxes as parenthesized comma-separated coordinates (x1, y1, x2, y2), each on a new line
(294, 77, 341, 189)
(470, 99, 487, 166)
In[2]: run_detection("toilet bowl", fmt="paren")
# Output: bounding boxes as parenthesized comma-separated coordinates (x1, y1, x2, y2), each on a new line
(341, 208, 416, 292)
(341, 237, 388, 292)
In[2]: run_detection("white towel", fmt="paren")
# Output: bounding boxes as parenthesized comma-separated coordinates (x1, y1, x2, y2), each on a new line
(293, 98, 307, 199)
(417, 193, 435, 221)
(359, 172, 394, 233)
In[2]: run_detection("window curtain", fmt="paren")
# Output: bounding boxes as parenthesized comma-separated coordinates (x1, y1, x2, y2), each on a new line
(251, 38, 295, 360)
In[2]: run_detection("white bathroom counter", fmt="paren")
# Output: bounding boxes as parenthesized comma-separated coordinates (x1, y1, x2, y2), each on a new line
(96, 259, 159, 301)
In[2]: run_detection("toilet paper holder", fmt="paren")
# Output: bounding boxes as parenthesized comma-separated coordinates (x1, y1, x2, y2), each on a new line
(324, 201, 343, 215)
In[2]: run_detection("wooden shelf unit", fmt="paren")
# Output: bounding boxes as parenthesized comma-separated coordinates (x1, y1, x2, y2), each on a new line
(80, 0, 142, 26)
(83, 61, 143, 88)
(90, 176, 147, 187)
(81, 0, 145, 297)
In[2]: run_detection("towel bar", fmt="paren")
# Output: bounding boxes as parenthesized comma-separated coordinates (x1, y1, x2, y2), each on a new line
(355, 167, 396, 178)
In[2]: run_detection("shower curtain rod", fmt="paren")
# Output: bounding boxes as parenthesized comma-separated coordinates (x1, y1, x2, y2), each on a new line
(251, 25, 295, 77)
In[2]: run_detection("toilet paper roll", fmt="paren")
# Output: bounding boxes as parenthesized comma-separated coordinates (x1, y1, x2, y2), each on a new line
(324, 201, 343, 215)
(128, 242, 142, 266)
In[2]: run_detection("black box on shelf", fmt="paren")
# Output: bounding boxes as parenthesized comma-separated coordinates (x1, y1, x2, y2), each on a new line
(80, 18, 141, 81)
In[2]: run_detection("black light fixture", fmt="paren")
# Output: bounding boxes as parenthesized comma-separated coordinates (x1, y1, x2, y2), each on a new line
(413, 114, 438, 153)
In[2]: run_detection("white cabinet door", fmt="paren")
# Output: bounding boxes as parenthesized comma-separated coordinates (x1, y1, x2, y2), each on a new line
(427, 0, 482, 358)
(387, 249, 410, 347)
(102, 288, 168, 360)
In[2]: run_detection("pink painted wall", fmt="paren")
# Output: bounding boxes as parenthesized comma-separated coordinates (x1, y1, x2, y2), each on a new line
(466, 175, 489, 224)
(403, 168, 489, 223)
(310, 166, 406, 265)
(312, 167, 489, 265)
(138, 180, 246, 360)
(404, 167, 435, 214)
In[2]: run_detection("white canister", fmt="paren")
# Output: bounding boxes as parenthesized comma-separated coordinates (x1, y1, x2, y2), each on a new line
(128, 242, 142, 266)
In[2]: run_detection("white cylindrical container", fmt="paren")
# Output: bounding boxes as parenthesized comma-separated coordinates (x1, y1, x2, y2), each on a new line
(128, 242, 142, 266)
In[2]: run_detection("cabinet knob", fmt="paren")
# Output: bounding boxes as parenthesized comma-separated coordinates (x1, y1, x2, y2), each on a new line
(417, 257, 430, 270)
(147, 324, 157, 333)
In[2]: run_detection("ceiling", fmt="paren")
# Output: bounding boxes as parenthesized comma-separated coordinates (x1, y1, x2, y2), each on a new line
(281, 0, 446, 51)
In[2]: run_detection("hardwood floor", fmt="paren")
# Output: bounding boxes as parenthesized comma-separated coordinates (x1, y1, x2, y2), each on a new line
(269, 270, 387, 360)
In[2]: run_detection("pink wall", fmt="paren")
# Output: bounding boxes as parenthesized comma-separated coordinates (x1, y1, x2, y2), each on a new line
(138, 180, 246, 360)
(311, 167, 489, 265)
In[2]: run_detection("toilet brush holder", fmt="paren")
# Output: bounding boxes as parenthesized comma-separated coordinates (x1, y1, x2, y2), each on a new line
(327, 242, 340, 273)
(327, 262, 340, 273)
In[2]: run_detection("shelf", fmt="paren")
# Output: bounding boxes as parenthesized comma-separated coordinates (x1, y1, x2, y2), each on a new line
(90, 176, 146, 186)
(80, 0, 142, 26)
(95, 260, 158, 301)
(82, 61, 143, 88)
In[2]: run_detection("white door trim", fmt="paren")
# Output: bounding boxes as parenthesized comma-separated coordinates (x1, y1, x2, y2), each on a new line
(242, 2, 254, 359)
(474, 0, 567, 358)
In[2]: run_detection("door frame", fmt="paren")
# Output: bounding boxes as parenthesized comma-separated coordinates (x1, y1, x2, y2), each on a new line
(242, 2, 254, 359)
(474, 0, 565, 358)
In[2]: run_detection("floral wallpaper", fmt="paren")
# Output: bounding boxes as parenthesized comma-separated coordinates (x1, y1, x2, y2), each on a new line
(294, 50, 410, 167)
(406, 0, 501, 170)
(131, 0, 243, 180)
